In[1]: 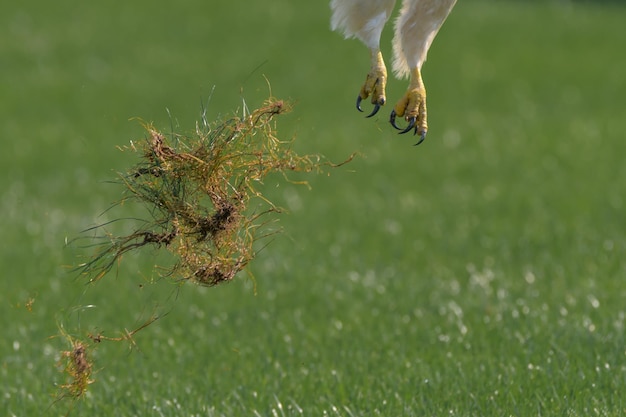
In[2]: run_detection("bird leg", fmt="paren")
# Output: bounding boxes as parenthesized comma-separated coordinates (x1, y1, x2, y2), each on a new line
(356, 49, 387, 118)
(390, 67, 428, 144)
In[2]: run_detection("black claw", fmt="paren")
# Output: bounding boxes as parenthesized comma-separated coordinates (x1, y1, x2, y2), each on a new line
(366, 103, 381, 118)
(398, 117, 416, 135)
(356, 96, 364, 112)
(389, 110, 402, 130)
(414, 131, 427, 146)
(390, 111, 427, 144)
(358, 96, 383, 117)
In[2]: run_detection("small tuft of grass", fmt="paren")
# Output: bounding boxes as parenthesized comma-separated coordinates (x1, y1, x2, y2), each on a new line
(53, 314, 159, 410)
(55, 331, 94, 402)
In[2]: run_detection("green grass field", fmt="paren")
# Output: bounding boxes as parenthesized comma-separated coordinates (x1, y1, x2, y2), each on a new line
(2, 0, 626, 415)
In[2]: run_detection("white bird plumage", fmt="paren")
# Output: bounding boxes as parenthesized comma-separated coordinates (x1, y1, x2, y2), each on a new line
(331, 0, 456, 143)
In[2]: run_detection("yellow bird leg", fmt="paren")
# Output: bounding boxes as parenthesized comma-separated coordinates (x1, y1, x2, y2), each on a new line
(356, 49, 387, 117)
(390, 67, 428, 143)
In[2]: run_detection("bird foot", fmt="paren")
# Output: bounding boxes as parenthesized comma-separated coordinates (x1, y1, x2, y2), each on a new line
(356, 50, 387, 118)
(389, 82, 428, 145)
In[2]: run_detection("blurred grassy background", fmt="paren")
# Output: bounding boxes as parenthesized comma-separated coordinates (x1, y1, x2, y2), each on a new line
(2, 0, 626, 415)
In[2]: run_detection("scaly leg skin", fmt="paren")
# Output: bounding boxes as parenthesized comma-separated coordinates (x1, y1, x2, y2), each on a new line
(390, 67, 428, 145)
(356, 49, 387, 118)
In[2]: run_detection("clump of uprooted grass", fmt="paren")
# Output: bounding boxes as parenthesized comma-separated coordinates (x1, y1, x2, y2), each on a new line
(75, 98, 353, 286)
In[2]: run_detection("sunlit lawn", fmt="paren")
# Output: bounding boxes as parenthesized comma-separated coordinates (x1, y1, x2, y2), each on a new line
(2, 1, 626, 415)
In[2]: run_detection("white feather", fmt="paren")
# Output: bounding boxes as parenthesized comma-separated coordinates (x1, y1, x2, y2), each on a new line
(330, 0, 396, 49)
(331, 0, 456, 77)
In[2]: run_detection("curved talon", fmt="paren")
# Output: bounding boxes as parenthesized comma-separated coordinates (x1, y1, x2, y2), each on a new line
(390, 111, 418, 135)
(389, 110, 402, 130)
(357, 95, 383, 117)
(366, 103, 381, 118)
(414, 131, 427, 146)
(356, 95, 364, 112)
(399, 117, 416, 135)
